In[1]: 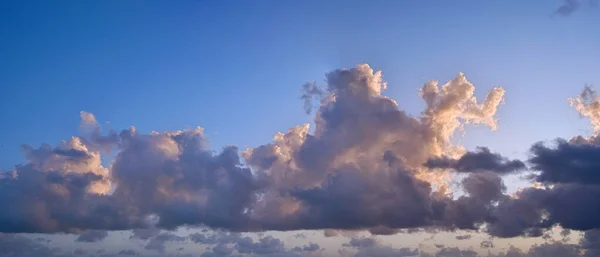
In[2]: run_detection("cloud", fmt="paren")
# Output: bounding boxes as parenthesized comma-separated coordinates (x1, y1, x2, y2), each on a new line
(130, 228, 162, 240)
(422, 242, 584, 257)
(555, 0, 583, 16)
(144, 232, 186, 253)
(529, 139, 600, 185)
(301, 81, 325, 114)
(324, 230, 340, 237)
(455, 235, 472, 240)
(0, 234, 63, 257)
(192, 232, 323, 257)
(75, 230, 109, 243)
(341, 236, 420, 257)
(581, 229, 600, 257)
(425, 147, 526, 174)
(119, 249, 139, 256)
(243, 64, 506, 233)
(7, 65, 600, 255)
(569, 86, 600, 131)
(0, 63, 543, 238)
(480, 240, 494, 249)
(0, 140, 133, 233)
(553, 0, 598, 16)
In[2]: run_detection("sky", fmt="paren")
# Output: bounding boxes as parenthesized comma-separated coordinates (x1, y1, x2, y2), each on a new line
(0, 1, 600, 257)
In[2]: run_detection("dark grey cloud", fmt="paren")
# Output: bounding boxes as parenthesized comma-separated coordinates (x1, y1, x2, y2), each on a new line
(529, 139, 600, 185)
(425, 147, 526, 174)
(479, 126, 600, 237)
(109, 128, 262, 232)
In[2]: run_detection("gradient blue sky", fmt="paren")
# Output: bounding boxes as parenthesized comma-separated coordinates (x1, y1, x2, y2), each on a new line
(1, 1, 600, 256)
(1, 1, 599, 170)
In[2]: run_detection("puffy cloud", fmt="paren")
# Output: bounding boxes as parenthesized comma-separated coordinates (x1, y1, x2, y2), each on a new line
(474, 86, 600, 238)
(569, 86, 600, 131)
(0, 141, 135, 233)
(243, 64, 506, 233)
(529, 139, 600, 185)
(109, 126, 262, 231)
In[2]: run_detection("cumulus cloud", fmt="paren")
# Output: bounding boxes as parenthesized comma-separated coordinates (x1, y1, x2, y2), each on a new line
(529, 139, 600, 185)
(569, 86, 600, 132)
(6, 72, 600, 255)
(0, 138, 133, 233)
(243, 64, 506, 233)
(7, 63, 573, 240)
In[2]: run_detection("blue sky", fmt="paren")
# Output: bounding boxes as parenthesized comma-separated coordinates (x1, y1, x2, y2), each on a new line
(1, 1, 600, 256)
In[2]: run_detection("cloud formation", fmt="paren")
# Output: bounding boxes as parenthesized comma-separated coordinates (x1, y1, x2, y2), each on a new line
(4, 63, 600, 251)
